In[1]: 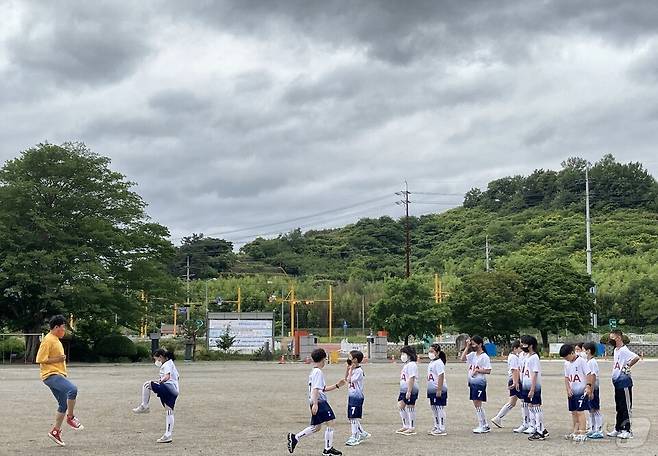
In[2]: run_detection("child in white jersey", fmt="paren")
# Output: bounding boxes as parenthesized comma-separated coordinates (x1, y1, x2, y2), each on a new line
(460, 335, 492, 434)
(560, 343, 592, 442)
(396, 345, 419, 435)
(132, 348, 180, 444)
(583, 342, 604, 439)
(492, 340, 521, 429)
(426, 343, 448, 436)
(288, 348, 346, 455)
(520, 335, 548, 441)
(344, 350, 370, 446)
(514, 345, 531, 433)
(607, 329, 640, 440)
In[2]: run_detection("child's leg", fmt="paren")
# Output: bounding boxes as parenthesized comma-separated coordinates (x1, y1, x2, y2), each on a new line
(54, 412, 66, 430)
(164, 406, 174, 437)
(406, 405, 416, 430)
(398, 401, 408, 429)
(324, 420, 334, 450)
(430, 405, 440, 430)
(527, 402, 536, 429)
(593, 409, 603, 432)
(141, 381, 152, 407)
(438, 406, 446, 432)
(473, 400, 486, 427)
(295, 424, 320, 441)
(356, 418, 365, 434)
(496, 398, 516, 420)
(576, 411, 587, 435)
(350, 419, 359, 438)
(521, 401, 529, 427)
(533, 405, 544, 433)
(571, 412, 578, 434)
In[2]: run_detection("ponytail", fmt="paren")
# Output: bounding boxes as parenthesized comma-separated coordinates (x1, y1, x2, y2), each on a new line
(153, 348, 176, 361)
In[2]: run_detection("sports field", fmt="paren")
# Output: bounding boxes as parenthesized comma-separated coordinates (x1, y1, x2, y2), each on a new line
(2, 359, 656, 455)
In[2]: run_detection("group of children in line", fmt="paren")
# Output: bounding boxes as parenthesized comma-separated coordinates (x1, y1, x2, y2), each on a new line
(287, 330, 641, 455)
(35, 314, 641, 451)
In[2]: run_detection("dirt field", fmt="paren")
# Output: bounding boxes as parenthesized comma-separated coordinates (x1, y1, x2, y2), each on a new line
(1, 359, 656, 455)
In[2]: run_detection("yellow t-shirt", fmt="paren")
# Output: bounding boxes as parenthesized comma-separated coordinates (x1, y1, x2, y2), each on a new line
(35, 333, 67, 381)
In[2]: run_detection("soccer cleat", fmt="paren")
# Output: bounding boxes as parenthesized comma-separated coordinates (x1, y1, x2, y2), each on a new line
(358, 431, 370, 441)
(542, 429, 549, 438)
(156, 435, 172, 443)
(528, 431, 545, 441)
(588, 431, 604, 439)
(345, 437, 360, 446)
(287, 433, 298, 453)
(322, 447, 342, 455)
(66, 415, 84, 430)
(513, 425, 528, 433)
(607, 430, 619, 438)
(48, 428, 65, 447)
(132, 405, 150, 414)
(523, 426, 536, 435)
(395, 428, 408, 434)
(472, 426, 491, 434)
(618, 431, 633, 439)
(491, 416, 503, 428)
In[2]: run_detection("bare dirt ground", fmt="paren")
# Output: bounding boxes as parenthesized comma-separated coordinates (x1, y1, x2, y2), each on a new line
(1, 358, 656, 455)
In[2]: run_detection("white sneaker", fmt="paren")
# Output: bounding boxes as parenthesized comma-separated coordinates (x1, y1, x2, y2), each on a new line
(473, 426, 491, 434)
(132, 405, 150, 414)
(427, 428, 438, 435)
(345, 437, 360, 446)
(156, 435, 172, 443)
(574, 434, 587, 442)
(431, 429, 447, 436)
(491, 417, 503, 428)
(513, 425, 528, 433)
(523, 427, 536, 435)
(358, 431, 370, 440)
(607, 430, 619, 438)
(618, 431, 633, 439)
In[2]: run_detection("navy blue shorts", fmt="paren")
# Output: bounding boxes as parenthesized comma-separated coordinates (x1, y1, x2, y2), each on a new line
(310, 401, 335, 425)
(568, 394, 590, 412)
(398, 391, 419, 405)
(508, 379, 521, 398)
(151, 381, 178, 409)
(520, 388, 542, 405)
(469, 384, 487, 402)
(427, 391, 447, 407)
(589, 389, 600, 410)
(348, 398, 364, 419)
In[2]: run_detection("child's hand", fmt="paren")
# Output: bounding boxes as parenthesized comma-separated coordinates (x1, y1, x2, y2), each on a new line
(528, 388, 535, 399)
(405, 391, 411, 401)
(311, 403, 318, 415)
(338, 378, 347, 387)
(566, 386, 573, 397)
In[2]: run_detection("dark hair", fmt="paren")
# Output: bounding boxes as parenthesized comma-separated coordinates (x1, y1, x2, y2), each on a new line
(559, 343, 574, 358)
(349, 350, 364, 363)
(400, 345, 417, 362)
(470, 335, 488, 355)
(153, 348, 176, 361)
(611, 329, 623, 337)
(311, 348, 327, 363)
(511, 340, 521, 350)
(430, 343, 447, 365)
(520, 335, 538, 354)
(575, 342, 584, 349)
(584, 342, 597, 356)
(49, 315, 67, 329)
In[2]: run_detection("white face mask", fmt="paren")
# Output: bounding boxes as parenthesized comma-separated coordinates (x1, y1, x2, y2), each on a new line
(428, 352, 437, 360)
(400, 353, 409, 363)
(154, 360, 163, 368)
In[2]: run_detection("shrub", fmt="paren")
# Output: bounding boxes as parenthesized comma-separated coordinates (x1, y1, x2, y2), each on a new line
(94, 335, 136, 360)
(0, 336, 25, 360)
(64, 336, 96, 362)
(132, 342, 152, 362)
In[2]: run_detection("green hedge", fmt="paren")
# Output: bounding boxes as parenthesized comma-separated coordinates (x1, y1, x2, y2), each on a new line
(0, 337, 25, 360)
(94, 335, 136, 360)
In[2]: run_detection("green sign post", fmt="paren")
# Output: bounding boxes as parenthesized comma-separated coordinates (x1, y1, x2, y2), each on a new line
(609, 318, 617, 329)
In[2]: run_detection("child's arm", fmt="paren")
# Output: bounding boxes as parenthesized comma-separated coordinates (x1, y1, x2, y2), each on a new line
(311, 388, 320, 415)
(159, 373, 171, 383)
(345, 364, 352, 382)
(528, 371, 537, 398)
(460, 340, 470, 362)
(474, 366, 492, 375)
(406, 376, 416, 399)
(324, 378, 346, 392)
(564, 376, 572, 397)
(436, 373, 444, 397)
(512, 368, 520, 390)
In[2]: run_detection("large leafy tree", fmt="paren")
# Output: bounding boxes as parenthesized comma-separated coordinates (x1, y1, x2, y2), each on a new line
(0, 143, 180, 360)
(170, 233, 235, 280)
(369, 276, 446, 345)
(449, 270, 528, 344)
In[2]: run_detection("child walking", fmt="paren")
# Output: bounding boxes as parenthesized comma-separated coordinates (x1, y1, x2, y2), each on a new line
(426, 343, 448, 436)
(521, 335, 548, 441)
(560, 343, 592, 442)
(492, 340, 521, 429)
(344, 350, 370, 446)
(287, 348, 346, 455)
(132, 348, 180, 443)
(396, 345, 419, 435)
(584, 342, 604, 439)
(460, 335, 491, 433)
(36, 315, 85, 447)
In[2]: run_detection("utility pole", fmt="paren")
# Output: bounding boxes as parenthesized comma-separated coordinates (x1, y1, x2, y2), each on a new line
(186, 255, 191, 321)
(485, 235, 491, 272)
(396, 181, 411, 278)
(361, 295, 366, 334)
(585, 166, 598, 328)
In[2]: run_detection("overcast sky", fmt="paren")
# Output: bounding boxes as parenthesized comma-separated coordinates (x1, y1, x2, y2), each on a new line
(2, 1, 658, 247)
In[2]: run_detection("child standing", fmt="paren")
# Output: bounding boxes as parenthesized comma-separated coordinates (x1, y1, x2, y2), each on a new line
(584, 342, 604, 439)
(344, 350, 369, 446)
(132, 348, 180, 443)
(460, 335, 491, 434)
(287, 348, 346, 455)
(492, 340, 521, 429)
(396, 345, 419, 435)
(560, 343, 592, 442)
(514, 344, 531, 433)
(520, 335, 548, 441)
(426, 343, 448, 436)
(607, 329, 640, 440)
(36, 315, 85, 447)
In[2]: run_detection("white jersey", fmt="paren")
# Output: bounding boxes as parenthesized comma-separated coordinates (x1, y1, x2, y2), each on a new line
(587, 358, 600, 389)
(466, 351, 491, 387)
(308, 367, 327, 403)
(348, 366, 364, 400)
(521, 353, 541, 391)
(400, 361, 419, 393)
(564, 356, 591, 396)
(160, 360, 180, 393)
(507, 353, 520, 381)
(612, 345, 638, 388)
(427, 359, 447, 396)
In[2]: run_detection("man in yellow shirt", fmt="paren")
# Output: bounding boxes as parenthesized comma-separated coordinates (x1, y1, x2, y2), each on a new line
(36, 315, 84, 446)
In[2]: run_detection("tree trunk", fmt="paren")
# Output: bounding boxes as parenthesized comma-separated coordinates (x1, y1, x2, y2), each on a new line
(540, 329, 549, 355)
(25, 334, 42, 363)
(404, 335, 409, 346)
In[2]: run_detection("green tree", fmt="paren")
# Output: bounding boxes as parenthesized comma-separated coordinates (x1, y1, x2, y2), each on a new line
(369, 276, 446, 345)
(449, 270, 528, 344)
(0, 143, 179, 360)
(171, 233, 236, 280)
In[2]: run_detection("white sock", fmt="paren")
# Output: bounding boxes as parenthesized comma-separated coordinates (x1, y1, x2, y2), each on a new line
(350, 419, 359, 438)
(324, 427, 334, 450)
(406, 407, 416, 429)
(431, 405, 440, 430)
(356, 419, 365, 434)
(141, 381, 151, 407)
(593, 410, 603, 432)
(528, 405, 536, 429)
(438, 406, 446, 431)
(496, 403, 514, 419)
(399, 409, 408, 428)
(533, 406, 544, 433)
(165, 409, 174, 437)
(522, 402, 529, 427)
(295, 426, 317, 440)
(475, 407, 487, 428)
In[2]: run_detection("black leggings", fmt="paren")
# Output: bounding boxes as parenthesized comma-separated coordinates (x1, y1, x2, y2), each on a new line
(614, 386, 632, 432)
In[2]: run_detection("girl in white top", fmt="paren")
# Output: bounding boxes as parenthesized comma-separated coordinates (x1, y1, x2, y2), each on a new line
(132, 349, 180, 444)
(492, 340, 521, 429)
(426, 343, 448, 436)
(396, 346, 419, 436)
